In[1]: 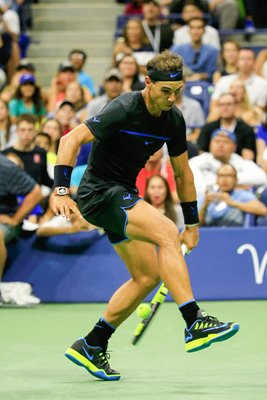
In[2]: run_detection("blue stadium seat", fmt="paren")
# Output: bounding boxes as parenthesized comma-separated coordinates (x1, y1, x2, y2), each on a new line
(183, 81, 213, 117)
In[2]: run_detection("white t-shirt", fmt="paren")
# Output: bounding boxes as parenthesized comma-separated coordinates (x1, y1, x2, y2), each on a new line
(2, 10, 20, 35)
(211, 73, 267, 107)
(173, 25, 221, 50)
(189, 152, 267, 199)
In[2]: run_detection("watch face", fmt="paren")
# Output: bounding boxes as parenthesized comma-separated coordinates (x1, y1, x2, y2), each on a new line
(58, 187, 67, 195)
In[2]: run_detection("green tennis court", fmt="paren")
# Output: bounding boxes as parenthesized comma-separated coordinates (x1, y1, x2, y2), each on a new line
(1, 301, 266, 400)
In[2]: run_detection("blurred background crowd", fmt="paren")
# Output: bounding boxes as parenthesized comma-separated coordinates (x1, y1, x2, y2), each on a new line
(1, 0, 267, 299)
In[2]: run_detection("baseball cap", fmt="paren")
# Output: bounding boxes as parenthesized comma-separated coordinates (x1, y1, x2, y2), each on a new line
(58, 100, 75, 110)
(17, 59, 35, 72)
(104, 68, 123, 82)
(58, 61, 75, 72)
(211, 128, 237, 143)
(19, 73, 36, 85)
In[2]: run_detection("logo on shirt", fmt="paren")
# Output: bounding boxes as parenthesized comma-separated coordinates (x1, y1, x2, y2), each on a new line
(33, 153, 41, 164)
(93, 116, 100, 123)
(144, 141, 153, 145)
(123, 193, 132, 201)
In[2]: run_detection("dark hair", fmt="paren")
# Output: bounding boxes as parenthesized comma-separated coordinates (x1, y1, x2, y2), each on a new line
(188, 16, 206, 27)
(14, 81, 43, 115)
(36, 131, 52, 146)
(68, 49, 87, 61)
(144, 174, 177, 224)
(17, 114, 36, 125)
(147, 50, 183, 73)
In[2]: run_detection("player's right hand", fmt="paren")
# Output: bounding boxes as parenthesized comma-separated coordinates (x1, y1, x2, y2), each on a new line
(52, 193, 83, 221)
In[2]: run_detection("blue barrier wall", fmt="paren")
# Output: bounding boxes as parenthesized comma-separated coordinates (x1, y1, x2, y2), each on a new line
(4, 228, 267, 302)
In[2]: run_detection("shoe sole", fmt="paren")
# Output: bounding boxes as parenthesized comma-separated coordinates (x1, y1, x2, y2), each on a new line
(185, 323, 240, 353)
(65, 348, 121, 381)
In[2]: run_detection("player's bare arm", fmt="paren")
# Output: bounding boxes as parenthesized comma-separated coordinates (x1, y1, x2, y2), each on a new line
(52, 123, 95, 220)
(170, 151, 199, 250)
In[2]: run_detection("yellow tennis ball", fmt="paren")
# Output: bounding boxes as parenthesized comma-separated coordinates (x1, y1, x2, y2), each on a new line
(136, 303, 151, 319)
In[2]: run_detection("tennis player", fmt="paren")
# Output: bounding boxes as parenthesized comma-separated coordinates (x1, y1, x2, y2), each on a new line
(53, 51, 239, 381)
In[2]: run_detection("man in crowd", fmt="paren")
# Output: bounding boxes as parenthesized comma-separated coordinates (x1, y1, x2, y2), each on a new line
(198, 93, 256, 160)
(190, 129, 266, 198)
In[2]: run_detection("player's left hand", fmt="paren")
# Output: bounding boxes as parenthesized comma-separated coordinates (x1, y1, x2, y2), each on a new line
(180, 224, 199, 251)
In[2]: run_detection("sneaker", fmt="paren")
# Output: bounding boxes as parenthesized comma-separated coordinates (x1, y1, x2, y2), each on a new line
(65, 338, 121, 381)
(185, 310, 239, 353)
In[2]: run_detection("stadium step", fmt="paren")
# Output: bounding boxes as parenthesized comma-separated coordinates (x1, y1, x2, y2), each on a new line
(28, 1, 123, 89)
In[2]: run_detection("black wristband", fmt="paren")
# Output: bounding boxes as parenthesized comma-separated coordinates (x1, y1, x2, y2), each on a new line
(181, 201, 199, 225)
(54, 165, 73, 188)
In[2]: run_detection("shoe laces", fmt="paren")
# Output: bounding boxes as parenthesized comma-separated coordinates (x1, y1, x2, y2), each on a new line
(98, 349, 111, 365)
(201, 315, 220, 326)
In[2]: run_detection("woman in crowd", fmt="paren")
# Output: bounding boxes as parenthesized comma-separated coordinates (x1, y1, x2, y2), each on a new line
(113, 18, 154, 73)
(0, 99, 16, 150)
(208, 79, 264, 126)
(116, 53, 145, 92)
(64, 81, 88, 122)
(42, 117, 62, 153)
(8, 73, 46, 124)
(213, 40, 240, 84)
(143, 174, 178, 225)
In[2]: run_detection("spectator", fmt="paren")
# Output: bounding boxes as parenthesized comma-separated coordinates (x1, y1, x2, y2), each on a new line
(68, 49, 96, 97)
(0, 30, 12, 84)
(136, 147, 178, 203)
(208, 79, 264, 127)
(86, 68, 123, 119)
(65, 81, 88, 123)
(0, 153, 42, 280)
(55, 100, 78, 136)
(198, 163, 266, 226)
(35, 131, 54, 178)
(172, 0, 220, 50)
(213, 40, 240, 84)
(2, 114, 54, 190)
(124, 0, 143, 14)
(42, 117, 62, 155)
(0, 99, 17, 149)
(171, 17, 219, 82)
(116, 53, 145, 92)
(256, 118, 267, 166)
(47, 61, 76, 113)
(208, 0, 239, 29)
(211, 48, 267, 110)
(175, 83, 205, 142)
(254, 49, 267, 80)
(113, 18, 154, 72)
(199, 93, 256, 160)
(142, 0, 173, 53)
(8, 73, 46, 124)
(190, 129, 267, 198)
(0, 0, 20, 81)
(144, 174, 178, 224)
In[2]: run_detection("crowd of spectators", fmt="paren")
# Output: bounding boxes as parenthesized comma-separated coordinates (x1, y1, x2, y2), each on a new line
(1, 0, 267, 303)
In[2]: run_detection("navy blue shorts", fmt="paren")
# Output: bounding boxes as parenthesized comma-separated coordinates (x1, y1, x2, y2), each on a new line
(77, 185, 142, 244)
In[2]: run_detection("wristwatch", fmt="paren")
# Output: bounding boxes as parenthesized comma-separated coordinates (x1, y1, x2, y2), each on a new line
(55, 186, 70, 196)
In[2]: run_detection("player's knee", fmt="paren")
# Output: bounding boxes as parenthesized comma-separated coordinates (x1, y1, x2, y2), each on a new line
(138, 274, 160, 291)
(158, 220, 179, 248)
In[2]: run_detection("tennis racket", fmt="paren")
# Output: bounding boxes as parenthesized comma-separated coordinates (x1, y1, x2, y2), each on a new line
(132, 243, 188, 345)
